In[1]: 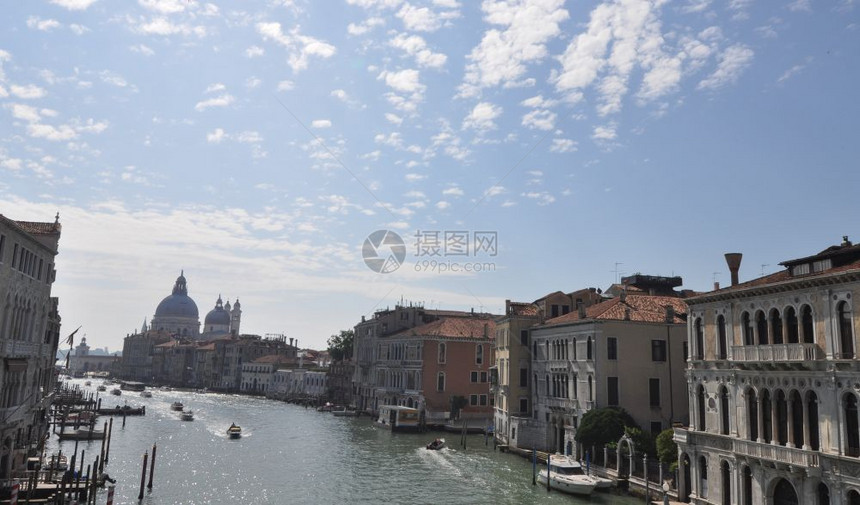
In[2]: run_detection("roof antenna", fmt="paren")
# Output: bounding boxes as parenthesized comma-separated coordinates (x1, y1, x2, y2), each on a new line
(760, 264, 769, 276)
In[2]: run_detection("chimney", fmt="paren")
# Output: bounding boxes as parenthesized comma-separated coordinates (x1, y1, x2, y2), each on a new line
(483, 323, 488, 338)
(505, 299, 511, 315)
(665, 305, 675, 323)
(624, 308, 631, 321)
(289, 337, 294, 348)
(714, 281, 720, 290)
(725, 253, 742, 286)
(577, 302, 586, 319)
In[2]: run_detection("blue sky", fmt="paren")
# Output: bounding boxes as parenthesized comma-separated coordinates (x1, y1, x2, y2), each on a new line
(2, 0, 858, 352)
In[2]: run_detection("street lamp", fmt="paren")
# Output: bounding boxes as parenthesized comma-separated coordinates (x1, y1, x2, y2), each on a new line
(662, 480, 670, 505)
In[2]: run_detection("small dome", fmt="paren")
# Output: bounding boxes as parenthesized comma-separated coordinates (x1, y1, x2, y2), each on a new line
(204, 296, 230, 326)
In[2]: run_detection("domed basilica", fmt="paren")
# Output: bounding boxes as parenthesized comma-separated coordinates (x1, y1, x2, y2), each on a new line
(148, 271, 241, 340)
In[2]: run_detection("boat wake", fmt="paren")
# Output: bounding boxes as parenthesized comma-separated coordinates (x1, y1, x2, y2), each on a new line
(415, 446, 463, 478)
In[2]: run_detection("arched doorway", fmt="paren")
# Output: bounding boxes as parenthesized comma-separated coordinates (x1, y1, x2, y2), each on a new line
(681, 453, 691, 503)
(773, 478, 798, 505)
(721, 461, 731, 505)
(849, 489, 860, 505)
(817, 482, 830, 505)
(742, 466, 752, 505)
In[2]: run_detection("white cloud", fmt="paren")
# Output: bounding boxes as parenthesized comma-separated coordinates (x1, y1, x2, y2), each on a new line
(522, 191, 555, 205)
(442, 186, 464, 196)
(777, 61, 809, 84)
(385, 113, 403, 125)
(435, 201, 450, 209)
(681, 0, 712, 14)
(130, 44, 155, 56)
(378, 68, 422, 93)
(256, 22, 336, 72)
(459, 0, 568, 97)
(50, 0, 98, 10)
(462, 101, 502, 131)
(205, 83, 226, 94)
(139, 0, 186, 14)
(698, 44, 754, 90)
(550, 138, 577, 153)
(10, 84, 47, 99)
(521, 109, 556, 130)
(245, 46, 265, 58)
(396, 3, 451, 32)
(405, 173, 426, 182)
(206, 128, 226, 143)
(311, 119, 332, 128)
(100, 71, 129, 88)
(788, 0, 812, 12)
(27, 17, 62, 31)
(8, 104, 42, 122)
(194, 94, 235, 111)
(135, 17, 206, 37)
(347, 17, 385, 35)
(389, 33, 447, 69)
(592, 124, 617, 141)
(26, 123, 79, 141)
(236, 131, 263, 143)
(520, 95, 557, 108)
(277, 80, 295, 91)
(246, 76, 262, 89)
(69, 24, 90, 35)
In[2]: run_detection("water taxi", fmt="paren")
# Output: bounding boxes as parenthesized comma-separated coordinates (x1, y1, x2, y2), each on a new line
(170, 402, 184, 411)
(140, 391, 152, 398)
(536, 454, 597, 496)
(84, 380, 92, 386)
(375, 405, 420, 432)
(97, 385, 106, 392)
(332, 406, 359, 417)
(227, 423, 242, 439)
(426, 438, 445, 450)
(110, 388, 121, 396)
(181, 411, 194, 421)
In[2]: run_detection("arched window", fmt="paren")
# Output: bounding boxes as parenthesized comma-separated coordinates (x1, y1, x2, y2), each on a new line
(762, 390, 773, 443)
(436, 372, 445, 392)
(848, 489, 860, 505)
(816, 483, 830, 505)
(721, 461, 731, 505)
(801, 305, 814, 344)
(572, 374, 578, 399)
(697, 384, 706, 431)
(770, 308, 784, 344)
(808, 391, 820, 451)
(588, 375, 593, 401)
(742, 312, 754, 346)
(786, 306, 799, 344)
(717, 315, 727, 360)
(845, 393, 860, 457)
(720, 386, 730, 435)
(773, 478, 798, 505)
(546, 375, 550, 396)
(699, 456, 708, 499)
(756, 310, 768, 345)
(776, 390, 788, 445)
(476, 344, 483, 365)
(695, 318, 704, 360)
(572, 338, 577, 360)
(838, 301, 855, 359)
(747, 390, 758, 441)
(742, 466, 752, 505)
(586, 337, 592, 360)
(438, 342, 446, 364)
(790, 390, 804, 448)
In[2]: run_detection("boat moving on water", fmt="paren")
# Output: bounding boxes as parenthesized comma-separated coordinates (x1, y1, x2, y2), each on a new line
(426, 438, 445, 450)
(227, 423, 242, 439)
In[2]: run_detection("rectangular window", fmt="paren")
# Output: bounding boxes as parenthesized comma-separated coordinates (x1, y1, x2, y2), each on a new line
(519, 398, 528, 413)
(520, 330, 528, 346)
(652, 340, 667, 362)
(551, 304, 559, 318)
(470, 394, 478, 406)
(519, 368, 528, 387)
(608, 377, 619, 406)
(480, 371, 487, 383)
(437, 373, 445, 392)
(12, 243, 18, 268)
(649, 378, 660, 407)
(37, 258, 43, 280)
(479, 394, 487, 406)
(476, 344, 483, 365)
(562, 305, 570, 315)
(470, 371, 478, 383)
(607, 337, 618, 360)
(650, 421, 662, 434)
(0, 234, 5, 262)
(683, 341, 688, 361)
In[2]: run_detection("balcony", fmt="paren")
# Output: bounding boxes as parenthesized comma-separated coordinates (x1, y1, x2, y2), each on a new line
(731, 343, 821, 364)
(544, 397, 578, 411)
(677, 429, 819, 470)
(2, 340, 40, 358)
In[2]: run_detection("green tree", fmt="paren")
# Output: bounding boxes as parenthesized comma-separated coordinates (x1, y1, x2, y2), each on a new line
(574, 407, 639, 448)
(624, 426, 656, 457)
(327, 329, 354, 361)
(656, 428, 678, 468)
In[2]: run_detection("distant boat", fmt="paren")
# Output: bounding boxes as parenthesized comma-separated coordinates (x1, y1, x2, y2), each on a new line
(181, 411, 194, 422)
(110, 388, 121, 396)
(140, 391, 152, 398)
(84, 381, 92, 386)
(316, 402, 333, 412)
(426, 438, 445, 451)
(332, 406, 359, 417)
(227, 423, 242, 439)
(97, 385, 106, 392)
(170, 402, 184, 412)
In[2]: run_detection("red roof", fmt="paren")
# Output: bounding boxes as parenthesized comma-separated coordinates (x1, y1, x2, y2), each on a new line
(391, 316, 496, 340)
(542, 294, 687, 326)
(13, 220, 61, 235)
(252, 354, 295, 365)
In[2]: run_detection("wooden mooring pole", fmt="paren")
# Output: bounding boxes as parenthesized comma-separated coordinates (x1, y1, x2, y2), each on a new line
(137, 451, 148, 502)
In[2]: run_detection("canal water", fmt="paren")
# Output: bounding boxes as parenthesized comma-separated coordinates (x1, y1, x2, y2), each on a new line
(51, 379, 643, 505)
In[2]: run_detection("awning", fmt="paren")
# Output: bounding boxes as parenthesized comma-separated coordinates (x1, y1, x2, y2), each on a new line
(5, 358, 28, 372)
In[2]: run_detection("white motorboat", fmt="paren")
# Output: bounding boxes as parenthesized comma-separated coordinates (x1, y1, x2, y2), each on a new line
(140, 391, 152, 398)
(536, 454, 597, 496)
(170, 402, 184, 411)
(227, 423, 242, 439)
(181, 410, 194, 421)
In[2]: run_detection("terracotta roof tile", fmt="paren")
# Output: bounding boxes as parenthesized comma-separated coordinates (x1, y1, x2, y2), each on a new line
(12, 220, 61, 234)
(391, 316, 496, 340)
(252, 354, 296, 364)
(542, 294, 687, 326)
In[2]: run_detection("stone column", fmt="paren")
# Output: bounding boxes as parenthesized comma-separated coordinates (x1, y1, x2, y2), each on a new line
(771, 395, 779, 445)
(757, 396, 765, 444)
(802, 395, 811, 451)
(787, 398, 795, 448)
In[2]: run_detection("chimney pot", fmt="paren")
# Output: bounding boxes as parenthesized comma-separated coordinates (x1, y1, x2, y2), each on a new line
(714, 281, 720, 290)
(725, 253, 743, 286)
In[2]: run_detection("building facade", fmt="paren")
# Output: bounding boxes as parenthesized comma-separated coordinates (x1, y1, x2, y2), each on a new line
(525, 276, 689, 456)
(676, 241, 860, 505)
(0, 214, 62, 481)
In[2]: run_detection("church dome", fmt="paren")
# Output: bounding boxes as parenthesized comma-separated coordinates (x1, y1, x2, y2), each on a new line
(154, 272, 199, 318)
(204, 296, 231, 326)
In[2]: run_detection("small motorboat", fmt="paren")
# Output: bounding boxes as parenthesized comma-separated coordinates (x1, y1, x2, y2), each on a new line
(97, 385, 107, 392)
(181, 411, 194, 421)
(426, 438, 446, 451)
(140, 391, 152, 398)
(46, 454, 68, 472)
(170, 402, 184, 412)
(227, 423, 242, 439)
(332, 406, 359, 417)
(316, 402, 333, 412)
(110, 388, 121, 396)
(84, 381, 92, 386)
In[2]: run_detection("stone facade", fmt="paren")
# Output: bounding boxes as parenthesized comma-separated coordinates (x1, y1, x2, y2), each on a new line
(676, 240, 860, 505)
(0, 215, 62, 481)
